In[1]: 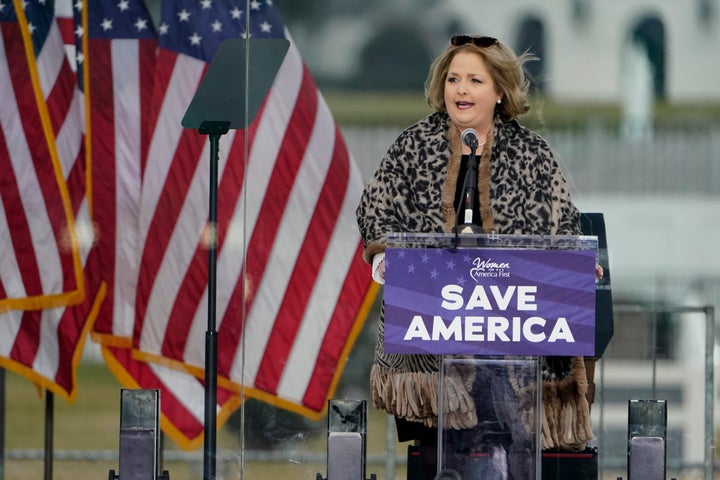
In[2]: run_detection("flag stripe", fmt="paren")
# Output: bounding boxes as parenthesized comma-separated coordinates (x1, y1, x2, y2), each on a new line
(158, 124, 252, 357)
(250, 71, 337, 390)
(137, 41, 305, 361)
(300, 244, 371, 404)
(36, 22, 68, 99)
(89, 37, 156, 341)
(88, 38, 119, 334)
(220, 65, 319, 381)
(172, 128, 253, 366)
(277, 127, 364, 404)
(217, 44, 308, 376)
(9, 312, 41, 366)
(301, 250, 371, 411)
(0, 129, 42, 300)
(155, 45, 303, 369)
(135, 127, 210, 342)
(42, 58, 75, 138)
(110, 39, 145, 335)
(134, 56, 207, 342)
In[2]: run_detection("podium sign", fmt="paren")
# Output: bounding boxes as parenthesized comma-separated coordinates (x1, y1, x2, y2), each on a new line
(383, 237, 597, 356)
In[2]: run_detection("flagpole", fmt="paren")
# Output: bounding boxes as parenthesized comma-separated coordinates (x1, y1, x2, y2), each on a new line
(200, 121, 230, 480)
(1, 368, 5, 480)
(44, 392, 54, 480)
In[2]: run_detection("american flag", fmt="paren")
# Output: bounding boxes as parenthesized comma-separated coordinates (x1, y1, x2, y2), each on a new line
(81, 0, 375, 448)
(133, 0, 374, 426)
(0, 0, 100, 399)
(51, 0, 241, 448)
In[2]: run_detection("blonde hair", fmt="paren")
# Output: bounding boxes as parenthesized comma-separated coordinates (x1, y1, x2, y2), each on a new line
(424, 38, 536, 121)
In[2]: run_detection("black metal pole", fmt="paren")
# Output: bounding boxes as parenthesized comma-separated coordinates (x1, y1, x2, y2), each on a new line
(1, 368, 5, 480)
(44, 392, 53, 480)
(200, 121, 229, 480)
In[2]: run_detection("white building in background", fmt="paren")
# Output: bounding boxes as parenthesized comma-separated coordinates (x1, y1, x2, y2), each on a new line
(446, 0, 720, 103)
(301, 0, 720, 104)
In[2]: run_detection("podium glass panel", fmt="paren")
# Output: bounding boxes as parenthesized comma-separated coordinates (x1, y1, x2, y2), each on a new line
(439, 356, 540, 480)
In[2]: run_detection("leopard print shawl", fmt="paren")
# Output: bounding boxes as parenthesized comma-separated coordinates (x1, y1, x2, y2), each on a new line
(355, 112, 592, 450)
(356, 112, 581, 258)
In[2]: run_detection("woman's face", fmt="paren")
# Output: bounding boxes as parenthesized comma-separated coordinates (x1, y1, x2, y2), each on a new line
(444, 50, 501, 136)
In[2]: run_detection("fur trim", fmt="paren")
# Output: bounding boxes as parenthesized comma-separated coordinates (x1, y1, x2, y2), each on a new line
(509, 357, 594, 451)
(477, 129, 496, 233)
(441, 123, 463, 232)
(542, 380, 562, 449)
(542, 357, 593, 450)
(370, 363, 478, 430)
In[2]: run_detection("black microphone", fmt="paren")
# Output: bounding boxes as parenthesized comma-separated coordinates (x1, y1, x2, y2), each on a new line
(461, 128, 479, 224)
(454, 128, 483, 236)
(461, 128, 479, 151)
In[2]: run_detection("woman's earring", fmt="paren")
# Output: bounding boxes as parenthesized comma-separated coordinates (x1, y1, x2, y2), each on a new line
(497, 98, 502, 104)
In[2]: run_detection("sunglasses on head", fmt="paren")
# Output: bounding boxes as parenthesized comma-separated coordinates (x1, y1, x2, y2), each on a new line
(450, 35, 498, 48)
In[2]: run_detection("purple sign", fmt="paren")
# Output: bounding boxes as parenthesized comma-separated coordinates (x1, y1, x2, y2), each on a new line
(383, 247, 596, 356)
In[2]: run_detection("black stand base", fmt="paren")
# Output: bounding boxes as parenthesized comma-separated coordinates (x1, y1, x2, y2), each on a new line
(406, 445, 599, 480)
(542, 448, 598, 480)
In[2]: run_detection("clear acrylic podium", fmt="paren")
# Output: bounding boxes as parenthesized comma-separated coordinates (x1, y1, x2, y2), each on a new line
(383, 232, 599, 479)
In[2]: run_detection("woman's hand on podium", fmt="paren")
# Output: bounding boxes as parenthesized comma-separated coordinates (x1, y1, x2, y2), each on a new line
(372, 253, 386, 285)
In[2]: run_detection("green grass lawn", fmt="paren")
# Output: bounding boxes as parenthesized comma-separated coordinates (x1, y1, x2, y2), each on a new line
(3, 362, 121, 450)
(3, 362, 120, 479)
